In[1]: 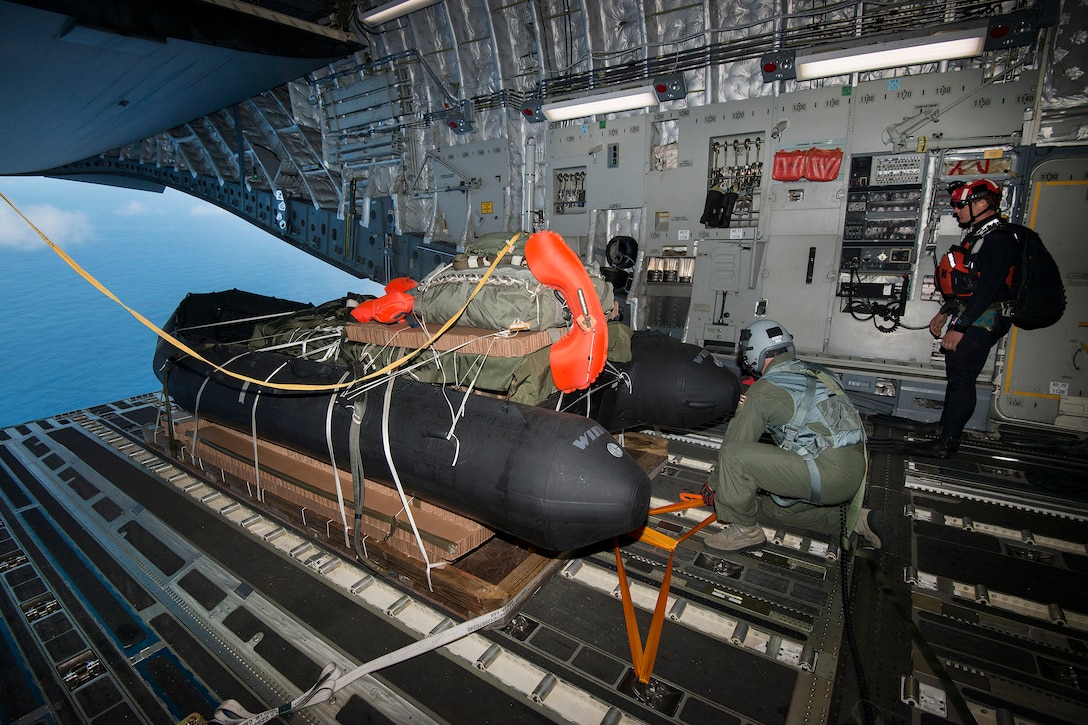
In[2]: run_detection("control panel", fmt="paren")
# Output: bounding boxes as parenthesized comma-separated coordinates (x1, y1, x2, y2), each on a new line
(841, 188, 921, 271)
(838, 153, 925, 315)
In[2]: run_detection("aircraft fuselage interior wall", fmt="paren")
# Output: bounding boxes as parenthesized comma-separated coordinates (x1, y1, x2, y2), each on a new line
(525, 66, 1082, 434)
(346, 65, 1080, 435)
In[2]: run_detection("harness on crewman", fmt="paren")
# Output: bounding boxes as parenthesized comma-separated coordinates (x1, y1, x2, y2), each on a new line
(761, 359, 864, 506)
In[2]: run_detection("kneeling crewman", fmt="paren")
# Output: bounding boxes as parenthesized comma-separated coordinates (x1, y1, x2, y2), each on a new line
(703, 320, 880, 552)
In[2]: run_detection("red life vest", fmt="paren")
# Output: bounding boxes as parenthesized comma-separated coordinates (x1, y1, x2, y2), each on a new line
(936, 244, 976, 298)
(935, 226, 1015, 299)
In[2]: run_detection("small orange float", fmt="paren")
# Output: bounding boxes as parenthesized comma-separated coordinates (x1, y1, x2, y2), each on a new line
(525, 230, 608, 393)
(351, 276, 418, 324)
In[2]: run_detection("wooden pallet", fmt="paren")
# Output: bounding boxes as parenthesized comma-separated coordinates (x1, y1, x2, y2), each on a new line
(175, 419, 492, 563)
(153, 420, 668, 618)
(346, 321, 555, 357)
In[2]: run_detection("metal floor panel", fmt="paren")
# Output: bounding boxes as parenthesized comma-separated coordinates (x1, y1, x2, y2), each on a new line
(1, 398, 1085, 724)
(895, 428, 1088, 724)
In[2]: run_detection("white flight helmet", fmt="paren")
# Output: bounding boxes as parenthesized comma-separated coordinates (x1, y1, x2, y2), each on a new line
(740, 320, 795, 373)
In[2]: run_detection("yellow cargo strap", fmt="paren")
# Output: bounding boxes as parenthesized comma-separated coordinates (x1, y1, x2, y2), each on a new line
(1, 190, 517, 393)
(615, 493, 717, 685)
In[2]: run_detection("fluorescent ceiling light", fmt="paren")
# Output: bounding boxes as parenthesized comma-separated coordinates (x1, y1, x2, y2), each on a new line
(795, 27, 987, 81)
(360, 0, 440, 26)
(541, 86, 659, 122)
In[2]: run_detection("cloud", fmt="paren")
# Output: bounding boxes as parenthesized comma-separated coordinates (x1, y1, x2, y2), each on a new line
(0, 202, 95, 251)
(115, 200, 151, 216)
(189, 203, 230, 217)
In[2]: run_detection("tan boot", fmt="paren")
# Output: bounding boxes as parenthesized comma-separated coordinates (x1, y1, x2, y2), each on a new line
(854, 508, 887, 549)
(704, 523, 766, 554)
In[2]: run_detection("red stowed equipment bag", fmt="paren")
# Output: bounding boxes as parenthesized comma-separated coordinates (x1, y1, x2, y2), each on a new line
(804, 148, 843, 182)
(772, 149, 807, 181)
(1005, 223, 1066, 330)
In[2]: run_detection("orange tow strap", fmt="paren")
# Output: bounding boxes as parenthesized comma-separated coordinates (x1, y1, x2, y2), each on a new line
(614, 493, 717, 684)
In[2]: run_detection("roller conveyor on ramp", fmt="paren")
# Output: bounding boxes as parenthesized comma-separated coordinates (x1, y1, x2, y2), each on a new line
(1, 396, 850, 724)
(1, 397, 1085, 723)
(856, 421, 1088, 725)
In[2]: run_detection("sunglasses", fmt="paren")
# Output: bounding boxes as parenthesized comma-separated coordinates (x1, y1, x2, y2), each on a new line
(950, 200, 970, 209)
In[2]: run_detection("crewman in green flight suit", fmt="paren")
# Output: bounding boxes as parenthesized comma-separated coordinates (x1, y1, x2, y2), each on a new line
(702, 320, 883, 553)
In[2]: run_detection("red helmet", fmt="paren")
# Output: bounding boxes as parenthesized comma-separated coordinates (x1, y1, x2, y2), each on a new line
(950, 179, 1001, 206)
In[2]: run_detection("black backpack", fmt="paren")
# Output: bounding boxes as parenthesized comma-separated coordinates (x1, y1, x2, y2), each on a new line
(1005, 223, 1066, 330)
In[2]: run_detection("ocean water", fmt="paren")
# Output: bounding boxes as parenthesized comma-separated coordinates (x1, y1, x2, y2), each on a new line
(0, 177, 379, 428)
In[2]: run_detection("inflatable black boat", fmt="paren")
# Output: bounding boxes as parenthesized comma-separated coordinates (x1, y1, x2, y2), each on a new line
(153, 289, 738, 551)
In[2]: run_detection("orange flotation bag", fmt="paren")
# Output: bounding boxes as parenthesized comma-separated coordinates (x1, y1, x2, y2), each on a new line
(351, 277, 418, 324)
(525, 231, 608, 393)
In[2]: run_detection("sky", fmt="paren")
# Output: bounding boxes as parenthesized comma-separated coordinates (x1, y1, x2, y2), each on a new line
(0, 176, 382, 427)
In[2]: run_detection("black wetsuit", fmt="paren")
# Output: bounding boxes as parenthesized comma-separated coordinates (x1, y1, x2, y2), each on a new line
(939, 216, 1018, 441)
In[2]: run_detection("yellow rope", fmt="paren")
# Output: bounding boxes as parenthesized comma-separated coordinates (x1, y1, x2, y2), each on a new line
(1, 190, 518, 392)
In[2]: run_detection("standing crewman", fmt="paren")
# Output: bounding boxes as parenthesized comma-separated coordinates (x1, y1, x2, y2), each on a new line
(702, 320, 881, 553)
(926, 179, 1018, 458)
